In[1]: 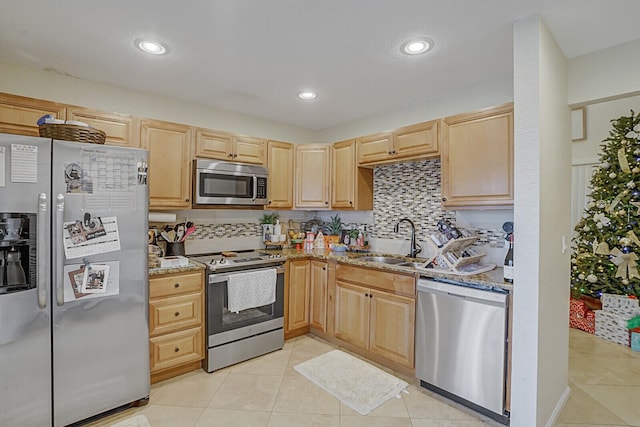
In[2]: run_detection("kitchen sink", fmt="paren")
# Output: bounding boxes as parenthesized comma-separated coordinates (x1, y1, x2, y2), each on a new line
(358, 256, 406, 265)
(397, 261, 429, 269)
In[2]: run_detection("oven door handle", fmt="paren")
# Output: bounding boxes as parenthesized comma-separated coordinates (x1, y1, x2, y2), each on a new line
(209, 265, 285, 284)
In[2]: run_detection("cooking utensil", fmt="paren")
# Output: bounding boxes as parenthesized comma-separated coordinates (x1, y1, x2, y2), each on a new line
(180, 224, 196, 242)
(167, 230, 176, 242)
(175, 224, 185, 242)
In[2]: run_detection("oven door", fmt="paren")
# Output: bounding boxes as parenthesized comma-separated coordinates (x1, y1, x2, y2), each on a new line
(206, 265, 285, 345)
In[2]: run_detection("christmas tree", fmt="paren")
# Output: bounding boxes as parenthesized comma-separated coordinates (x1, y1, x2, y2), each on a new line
(571, 111, 640, 299)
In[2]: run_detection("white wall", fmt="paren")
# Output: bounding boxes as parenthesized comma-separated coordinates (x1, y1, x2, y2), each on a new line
(511, 15, 571, 427)
(0, 61, 317, 144)
(568, 38, 640, 107)
(572, 94, 640, 164)
(317, 75, 513, 142)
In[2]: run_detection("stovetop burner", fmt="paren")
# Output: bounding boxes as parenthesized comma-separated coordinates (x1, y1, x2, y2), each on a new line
(187, 250, 283, 272)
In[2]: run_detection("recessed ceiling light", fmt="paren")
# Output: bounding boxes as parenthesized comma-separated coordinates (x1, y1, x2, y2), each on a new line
(135, 39, 167, 55)
(401, 38, 433, 55)
(298, 91, 317, 100)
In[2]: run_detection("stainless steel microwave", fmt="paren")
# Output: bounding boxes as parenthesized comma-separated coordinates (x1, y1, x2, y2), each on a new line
(194, 159, 268, 206)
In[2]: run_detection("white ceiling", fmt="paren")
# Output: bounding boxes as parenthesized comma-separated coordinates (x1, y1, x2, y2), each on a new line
(2, 1, 640, 130)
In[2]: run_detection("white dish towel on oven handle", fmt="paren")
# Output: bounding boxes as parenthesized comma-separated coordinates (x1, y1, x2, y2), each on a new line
(227, 268, 277, 313)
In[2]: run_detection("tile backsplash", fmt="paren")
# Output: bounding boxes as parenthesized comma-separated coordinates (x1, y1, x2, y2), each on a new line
(371, 159, 455, 240)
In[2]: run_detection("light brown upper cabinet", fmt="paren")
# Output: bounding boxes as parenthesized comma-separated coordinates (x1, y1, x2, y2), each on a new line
(195, 128, 265, 165)
(0, 92, 66, 137)
(295, 144, 331, 209)
(140, 119, 193, 210)
(266, 140, 294, 209)
(357, 119, 439, 166)
(331, 139, 373, 210)
(66, 106, 138, 148)
(441, 103, 514, 209)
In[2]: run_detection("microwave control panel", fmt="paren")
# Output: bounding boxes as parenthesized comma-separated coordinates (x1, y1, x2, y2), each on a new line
(256, 177, 267, 199)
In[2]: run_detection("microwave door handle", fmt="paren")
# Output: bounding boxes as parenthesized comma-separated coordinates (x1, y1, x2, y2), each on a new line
(252, 175, 257, 201)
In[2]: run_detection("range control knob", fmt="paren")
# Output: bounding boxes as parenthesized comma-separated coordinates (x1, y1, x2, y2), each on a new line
(219, 258, 227, 264)
(275, 253, 281, 258)
(210, 259, 217, 265)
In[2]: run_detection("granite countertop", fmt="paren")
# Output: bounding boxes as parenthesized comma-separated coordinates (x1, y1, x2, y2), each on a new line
(148, 260, 206, 278)
(274, 248, 513, 291)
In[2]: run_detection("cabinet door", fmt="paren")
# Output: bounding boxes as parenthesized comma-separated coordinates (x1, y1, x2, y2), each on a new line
(234, 135, 265, 165)
(369, 289, 415, 368)
(0, 93, 66, 136)
(356, 132, 392, 165)
(295, 144, 330, 209)
(149, 326, 203, 373)
(66, 106, 138, 147)
(309, 261, 328, 332)
(195, 129, 233, 160)
(287, 260, 310, 331)
(140, 119, 193, 209)
(331, 140, 355, 209)
(442, 103, 513, 208)
(393, 120, 439, 160)
(149, 292, 203, 337)
(334, 280, 369, 349)
(266, 140, 294, 208)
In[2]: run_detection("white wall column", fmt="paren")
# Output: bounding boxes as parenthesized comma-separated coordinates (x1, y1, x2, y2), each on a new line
(511, 15, 571, 427)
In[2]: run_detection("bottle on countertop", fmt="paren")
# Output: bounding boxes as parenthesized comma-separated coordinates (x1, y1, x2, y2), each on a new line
(273, 219, 281, 238)
(503, 234, 514, 283)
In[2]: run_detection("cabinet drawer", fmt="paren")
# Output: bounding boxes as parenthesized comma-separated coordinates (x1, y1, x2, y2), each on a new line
(336, 264, 415, 296)
(150, 327, 203, 373)
(149, 292, 203, 337)
(149, 272, 202, 298)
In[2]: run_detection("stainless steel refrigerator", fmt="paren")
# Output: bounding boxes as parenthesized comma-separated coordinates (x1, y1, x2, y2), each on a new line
(0, 134, 150, 426)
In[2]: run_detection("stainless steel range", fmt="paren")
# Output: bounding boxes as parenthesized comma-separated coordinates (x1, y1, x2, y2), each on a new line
(188, 250, 285, 372)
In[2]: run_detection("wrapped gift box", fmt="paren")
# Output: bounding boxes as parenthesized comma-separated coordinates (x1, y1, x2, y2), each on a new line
(570, 309, 595, 334)
(632, 331, 640, 352)
(570, 298, 587, 318)
(601, 293, 640, 317)
(595, 310, 630, 346)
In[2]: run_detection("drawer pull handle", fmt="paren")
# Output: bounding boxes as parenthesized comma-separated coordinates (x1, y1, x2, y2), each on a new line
(174, 312, 180, 317)
(174, 283, 180, 288)
(364, 293, 369, 297)
(174, 347, 180, 353)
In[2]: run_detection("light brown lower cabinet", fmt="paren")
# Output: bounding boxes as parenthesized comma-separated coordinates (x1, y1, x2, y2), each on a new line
(149, 269, 204, 383)
(286, 259, 328, 338)
(285, 259, 310, 337)
(309, 260, 328, 332)
(333, 264, 416, 369)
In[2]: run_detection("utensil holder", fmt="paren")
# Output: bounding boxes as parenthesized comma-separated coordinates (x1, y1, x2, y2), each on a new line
(165, 241, 185, 256)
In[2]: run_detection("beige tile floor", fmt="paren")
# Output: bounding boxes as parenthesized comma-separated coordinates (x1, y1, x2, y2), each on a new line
(85, 329, 639, 427)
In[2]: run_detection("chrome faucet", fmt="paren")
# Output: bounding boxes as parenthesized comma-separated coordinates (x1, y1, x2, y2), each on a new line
(394, 218, 422, 258)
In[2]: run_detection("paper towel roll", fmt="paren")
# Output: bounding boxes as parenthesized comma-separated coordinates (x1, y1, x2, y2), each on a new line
(149, 212, 177, 223)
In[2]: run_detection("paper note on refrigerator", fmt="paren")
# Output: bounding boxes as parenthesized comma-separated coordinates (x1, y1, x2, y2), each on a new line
(11, 144, 38, 183)
(64, 261, 120, 302)
(62, 216, 121, 259)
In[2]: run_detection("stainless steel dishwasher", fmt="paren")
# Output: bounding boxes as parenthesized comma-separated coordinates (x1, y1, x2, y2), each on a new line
(416, 278, 509, 424)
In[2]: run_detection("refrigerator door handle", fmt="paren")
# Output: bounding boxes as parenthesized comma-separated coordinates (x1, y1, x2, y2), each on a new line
(55, 193, 65, 306)
(37, 193, 48, 309)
